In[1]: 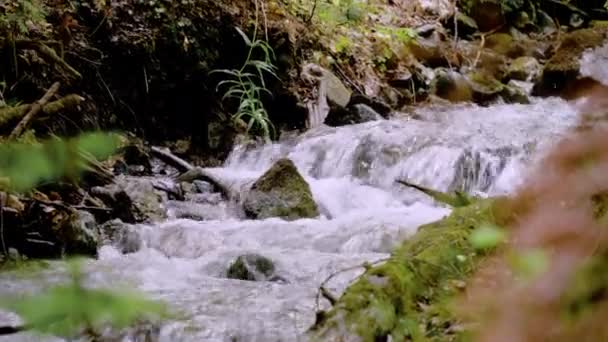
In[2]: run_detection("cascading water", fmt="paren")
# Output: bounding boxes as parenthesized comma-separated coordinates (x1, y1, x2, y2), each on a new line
(0, 98, 579, 341)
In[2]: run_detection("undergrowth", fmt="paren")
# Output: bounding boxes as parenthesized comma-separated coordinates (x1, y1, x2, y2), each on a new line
(213, 1, 277, 141)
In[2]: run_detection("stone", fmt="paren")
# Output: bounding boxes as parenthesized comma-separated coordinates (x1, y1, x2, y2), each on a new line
(506, 56, 542, 82)
(534, 27, 608, 97)
(484, 33, 526, 58)
(92, 176, 166, 223)
(243, 159, 319, 220)
(500, 84, 530, 104)
(407, 38, 458, 68)
(226, 254, 277, 281)
(468, 0, 505, 32)
(324, 102, 384, 126)
(323, 69, 351, 108)
(98, 219, 141, 254)
(62, 210, 99, 255)
(193, 180, 214, 193)
(430, 69, 473, 103)
(466, 72, 505, 104)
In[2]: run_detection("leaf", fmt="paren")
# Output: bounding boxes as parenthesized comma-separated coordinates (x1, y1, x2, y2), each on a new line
(470, 223, 507, 250)
(508, 249, 549, 280)
(0, 261, 167, 337)
(235, 26, 253, 46)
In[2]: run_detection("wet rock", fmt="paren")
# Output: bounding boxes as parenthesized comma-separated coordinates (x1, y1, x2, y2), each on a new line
(484, 33, 526, 58)
(348, 93, 392, 118)
(243, 158, 319, 220)
(98, 219, 141, 254)
(92, 176, 166, 223)
(534, 27, 608, 96)
(506, 56, 542, 82)
(466, 72, 505, 104)
(430, 69, 473, 103)
(64, 210, 99, 255)
(415, 0, 453, 18)
(323, 69, 351, 108)
(226, 254, 277, 281)
(325, 101, 384, 126)
(459, 41, 509, 80)
(468, 0, 505, 32)
(508, 79, 534, 95)
(407, 38, 459, 68)
(193, 180, 214, 193)
(500, 84, 530, 104)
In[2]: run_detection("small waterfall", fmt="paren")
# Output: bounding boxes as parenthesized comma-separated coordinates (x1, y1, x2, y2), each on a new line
(0, 98, 579, 342)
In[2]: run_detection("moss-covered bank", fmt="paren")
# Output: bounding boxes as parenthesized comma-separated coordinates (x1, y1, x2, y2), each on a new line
(309, 197, 514, 341)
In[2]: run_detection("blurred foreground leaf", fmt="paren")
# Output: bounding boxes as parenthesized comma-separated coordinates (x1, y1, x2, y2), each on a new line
(0, 259, 167, 337)
(0, 132, 120, 192)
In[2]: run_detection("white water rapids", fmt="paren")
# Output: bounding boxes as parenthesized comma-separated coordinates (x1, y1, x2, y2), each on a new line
(0, 98, 581, 341)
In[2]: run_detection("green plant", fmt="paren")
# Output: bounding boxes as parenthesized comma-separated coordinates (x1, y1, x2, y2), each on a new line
(0, 259, 167, 338)
(0, 0, 47, 36)
(212, 4, 277, 141)
(0, 132, 121, 192)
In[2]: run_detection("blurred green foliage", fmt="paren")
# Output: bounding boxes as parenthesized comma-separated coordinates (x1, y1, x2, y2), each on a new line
(0, 259, 167, 337)
(0, 132, 120, 192)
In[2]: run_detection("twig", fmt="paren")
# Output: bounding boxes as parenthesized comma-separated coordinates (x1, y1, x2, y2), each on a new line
(472, 34, 486, 69)
(14, 41, 82, 79)
(150, 146, 194, 172)
(314, 257, 389, 311)
(10, 82, 60, 139)
(306, 0, 318, 24)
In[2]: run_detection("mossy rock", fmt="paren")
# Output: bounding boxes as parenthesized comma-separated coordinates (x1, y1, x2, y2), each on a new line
(535, 27, 608, 96)
(430, 69, 473, 103)
(309, 197, 514, 341)
(466, 72, 505, 104)
(243, 158, 319, 220)
(507, 56, 542, 82)
(484, 33, 525, 58)
(226, 254, 276, 281)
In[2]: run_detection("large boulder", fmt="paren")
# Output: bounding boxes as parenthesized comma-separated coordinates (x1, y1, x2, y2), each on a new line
(534, 27, 608, 96)
(243, 159, 319, 220)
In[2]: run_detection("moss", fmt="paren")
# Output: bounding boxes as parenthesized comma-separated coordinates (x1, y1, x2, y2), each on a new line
(244, 158, 319, 220)
(484, 33, 525, 58)
(310, 197, 511, 341)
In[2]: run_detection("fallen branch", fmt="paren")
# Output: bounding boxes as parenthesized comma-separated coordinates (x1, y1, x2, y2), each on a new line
(150, 146, 194, 172)
(396, 179, 472, 207)
(15, 41, 82, 79)
(175, 167, 232, 200)
(0, 94, 84, 128)
(9, 82, 60, 139)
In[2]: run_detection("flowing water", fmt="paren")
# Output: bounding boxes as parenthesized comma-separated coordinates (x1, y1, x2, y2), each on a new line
(0, 98, 581, 341)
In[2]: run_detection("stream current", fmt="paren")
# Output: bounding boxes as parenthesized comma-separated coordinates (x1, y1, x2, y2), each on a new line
(0, 98, 581, 341)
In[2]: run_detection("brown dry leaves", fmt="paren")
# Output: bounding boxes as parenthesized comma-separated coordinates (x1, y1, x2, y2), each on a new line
(460, 85, 608, 342)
